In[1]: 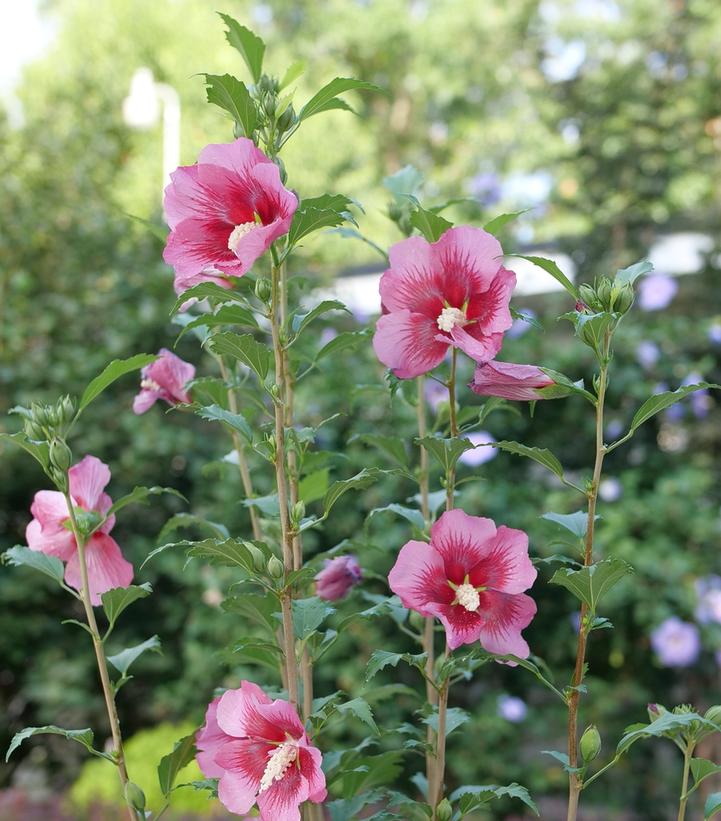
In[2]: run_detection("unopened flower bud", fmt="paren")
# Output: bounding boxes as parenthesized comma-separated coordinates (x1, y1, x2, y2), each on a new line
(270, 384, 281, 401)
(388, 201, 403, 222)
(435, 798, 453, 821)
(31, 403, 49, 427)
(277, 103, 296, 133)
(245, 543, 266, 573)
(255, 277, 272, 303)
(291, 500, 306, 525)
(596, 277, 612, 309)
(49, 439, 72, 473)
(24, 420, 45, 441)
(648, 703, 668, 721)
(267, 555, 284, 579)
(614, 284, 634, 314)
(580, 725, 601, 763)
(705, 705, 721, 727)
(124, 781, 146, 812)
(48, 465, 69, 493)
(60, 395, 76, 424)
(578, 284, 597, 308)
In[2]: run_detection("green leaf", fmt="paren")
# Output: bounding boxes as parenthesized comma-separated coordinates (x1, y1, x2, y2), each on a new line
(368, 504, 425, 531)
(511, 255, 578, 300)
(416, 435, 474, 474)
(291, 299, 349, 340)
(219, 14, 265, 82)
(101, 584, 152, 630)
(0, 432, 51, 470)
(493, 440, 567, 483)
(78, 354, 156, 412)
(323, 468, 384, 518)
(195, 404, 253, 444)
(177, 304, 259, 341)
(280, 59, 305, 89)
(158, 733, 197, 796)
(156, 513, 229, 545)
(107, 635, 161, 676)
(483, 210, 528, 235)
(691, 758, 721, 790)
(204, 74, 257, 137)
(3, 546, 65, 587)
(315, 329, 371, 363)
(538, 367, 596, 403)
(365, 649, 427, 681)
(105, 486, 185, 519)
(410, 205, 451, 242)
(569, 311, 615, 351)
(450, 783, 539, 815)
(351, 433, 409, 469)
(288, 195, 357, 247)
(383, 165, 424, 198)
(299, 77, 380, 121)
(292, 597, 335, 641)
(186, 537, 270, 573)
(541, 511, 591, 540)
(423, 706, 469, 737)
(299, 468, 330, 505)
(706, 792, 721, 819)
(614, 259, 653, 287)
(337, 698, 379, 734)
(627, 383, 720, 436)
(616, 711, 712, 757)
(169, 282, 236, 315)
(6, 726, 105, 762)
(208, 332, 271, 381)
(550, 557, 633, 613)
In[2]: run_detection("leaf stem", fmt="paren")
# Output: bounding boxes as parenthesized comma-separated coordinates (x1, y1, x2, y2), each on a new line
(677, 742, 695, 821)
(63, 495, 136, 821)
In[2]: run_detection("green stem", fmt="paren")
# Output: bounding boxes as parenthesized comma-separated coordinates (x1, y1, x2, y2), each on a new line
(677, 743, 695, 821)
(64, 495, 136, 821)
(566, 332, 611, 821)
(430, 645, 451, 817)
(446, 349, 458, 510)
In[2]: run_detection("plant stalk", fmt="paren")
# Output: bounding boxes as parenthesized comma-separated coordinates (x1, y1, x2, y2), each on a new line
(64, 495, 135, 821)
(677, 743, 694, 821)
(431, 646, 450, 817)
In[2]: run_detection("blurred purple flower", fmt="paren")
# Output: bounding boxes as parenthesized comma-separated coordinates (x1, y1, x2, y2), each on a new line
(497, 694, 527, 723)
(638, 274, 678, 312)
(459, 431, 497, 466)
(695, 576, 721, 625)
(320, 327, 338, 346)
(709, 323, 721, 345)
(599, 477, 622, 502)
(424, 379, 448, 412)
(651, 617, 700, 667)
(569, 612, 581, 634)
(507, 309, 537, 339)
(605, 420, 624, 440)
(636, 341, 660, 370)
(683, 372, 710, 419)
(468, 171, 502, 207)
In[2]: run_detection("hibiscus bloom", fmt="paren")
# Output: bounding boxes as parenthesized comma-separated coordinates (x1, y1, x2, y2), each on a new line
(388, 509, 536, 654)
(133, 348, 195, 414)
(315, 555, 362, 601)
(164, 138, 298, 294)
(196, 681, 326, 821)
(470, 360, 554, 401)
(372, 226, 516, 378)
(25, 456, 133, 605)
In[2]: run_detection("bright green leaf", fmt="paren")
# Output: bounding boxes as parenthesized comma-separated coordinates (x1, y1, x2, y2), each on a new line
(204, 74, 257, 136)
(410, 205, 451, 242)
(299, 77, 380, 121)
(550, 557, 633, 613)
(208, 333, 271, 381)
(78, 354, 156, 412)
(158, 732, 197, 796)
(4, 545, 65, 587)
(219, 14, 265, 82)
(107, 635, 161, 676)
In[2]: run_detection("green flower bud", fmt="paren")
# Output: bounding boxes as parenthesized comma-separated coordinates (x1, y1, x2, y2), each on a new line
(614, 284, 634, 314)
(596, 277, 612, 309)
(580, 725, 602, 763)
(267, 555, 284, 579)
(578, 283, 597, 307)
(291, 500, 306, 525)
(255, 277, 272, 303)
(60, 395, 77, 424)
(124, 781, 146, 812)
(49, 438, 72, 473)
(24, 419, 45, 441)
(245, 543, 267, 573)
(277, 103, 296, 133)
(705, 705, 721, 727)
(31, 403, 50, 427)
(48, 465, 69, 494)
(648, 703, 668, 721)
(435, 798, 453, 821)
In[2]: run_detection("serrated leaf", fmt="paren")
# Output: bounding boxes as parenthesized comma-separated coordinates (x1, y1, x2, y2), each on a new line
(0, 432, 51, 469)
(550, 557, 633, 613)
(78, 354, 156, 412)
(208, 332, 270, 381)
(169, 282, 236, 315)
(323, 468, 384, 518)
(204, 74, 257, 136)
(337, 698, 379, 734)
(541, 511, 592, 540)
(511, 255, 578, 300)
(299, 77, 380, 121)
(616, 711, 713, 757)
(628, 383, 720, 435)
(101, 583, 152, 630)
(451, 783, 539, 815)
(106, 486, 185, 519)
(423, 706, 469, 737)
(365, 649, 427, 681)
(298, 468, 330, 505)
(691, 758, 721, 790)
(288, 195, 357, 247)
(484, 210, 528, 235)
(292, 597, 335, 641)
(315, 329, 371, 363)
(186, 537, 269, 572)
(177, 304, 258, 342)
(416, 435, 474, 474)
(493, 440, 566, 482)
(614, 259, 653, 287)
(158, 732, 197, 796)
(195, 404, 253, 444)
(410, 205, 451, 242)
(107, 635, 161, 676)
(351, 433, 409, 469)
(368, 504, 425, 531)
(291, 299, 349, 340)
(6, 726, 104, 762)
(219, 13, 265, 82)
(280, 59, 305, 89)
(4, 546, 65, 587)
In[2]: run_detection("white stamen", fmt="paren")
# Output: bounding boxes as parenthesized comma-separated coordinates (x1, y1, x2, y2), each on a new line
(455, 583, 480, 612)
(228, 222, 257, 255)
(258, 742, 298, 793)
(436, 306, 466, 333)
(140, 378, 162, 392)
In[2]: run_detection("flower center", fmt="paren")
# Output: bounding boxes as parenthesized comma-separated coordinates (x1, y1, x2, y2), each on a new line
(258, 741, 298, 793)
(227, 222, 258, 255)
(436, 306, 467, 333)
(455, 582, 481, 612)
(140, 378, 162, 392)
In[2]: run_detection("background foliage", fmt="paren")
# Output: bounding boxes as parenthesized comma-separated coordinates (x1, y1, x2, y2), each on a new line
(1, 0, 721, 818)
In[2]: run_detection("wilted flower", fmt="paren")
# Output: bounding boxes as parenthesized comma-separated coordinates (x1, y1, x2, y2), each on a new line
(638, 274, 677, 311)
(196, 682, 326, 820)
(695, 577, 721, 625)
(651, 617, 700, 668)
(388, 508, 536, 654)
(497, 694, 527, 722)
(25, 456, 133, 604)
(373, 227, 516, 378)
(470, 360, 554, 401)
(133, 349, 195, 414)
(315, 555, 362, 601)
(459, 431, 497, 466)
(163, 138, 298, 294)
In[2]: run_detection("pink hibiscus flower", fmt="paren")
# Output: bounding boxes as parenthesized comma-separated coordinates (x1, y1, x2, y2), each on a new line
(196, 681, 326, 821)
(388, 509, 536, 654)
(315, 555, 362, 601)
(133, 348, 195, 414)
(163, 138, 298, 294)
(372, 226, 516, 378)
(470, 360, 554, 401)
(25, 456, 133, 605)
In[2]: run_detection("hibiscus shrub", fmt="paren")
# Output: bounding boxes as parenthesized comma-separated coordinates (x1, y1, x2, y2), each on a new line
(3, 14, 721, 821)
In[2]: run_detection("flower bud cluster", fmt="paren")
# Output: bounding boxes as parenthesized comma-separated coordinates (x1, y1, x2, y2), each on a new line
(578, 276, 634, 315)
(22, 395, 76, 442)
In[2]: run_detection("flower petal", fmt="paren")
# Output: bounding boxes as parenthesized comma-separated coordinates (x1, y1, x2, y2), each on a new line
(373, 310, 449, 379)
(379, 235, 439, 315)
(216, 739, 268, 815)
(198, 137, 272, 176)
(68, 455, 111, 511)
(298, 743, 327, 803)
(388, 539, 450, 616)
(256, 764, 307, 821)
(216, 681, 281, 741)
(196, 696, 231, 779)
(476, 590, 537, 658)
(164, 217, 245, 278)
(431, 226, 504, 295)
(25, 517, 76, 561)
(64, 533, 133, 606)
(429, 509, 497, 582)
(132, 389, 160, 415)
(29, 490, 70, 528)
(436, 603, 484, 650)
(470, 360, 553, 401)
(469, 526, 537, 594)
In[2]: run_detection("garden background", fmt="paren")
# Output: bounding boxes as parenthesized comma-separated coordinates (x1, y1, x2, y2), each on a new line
(1, 0, 720, 818)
